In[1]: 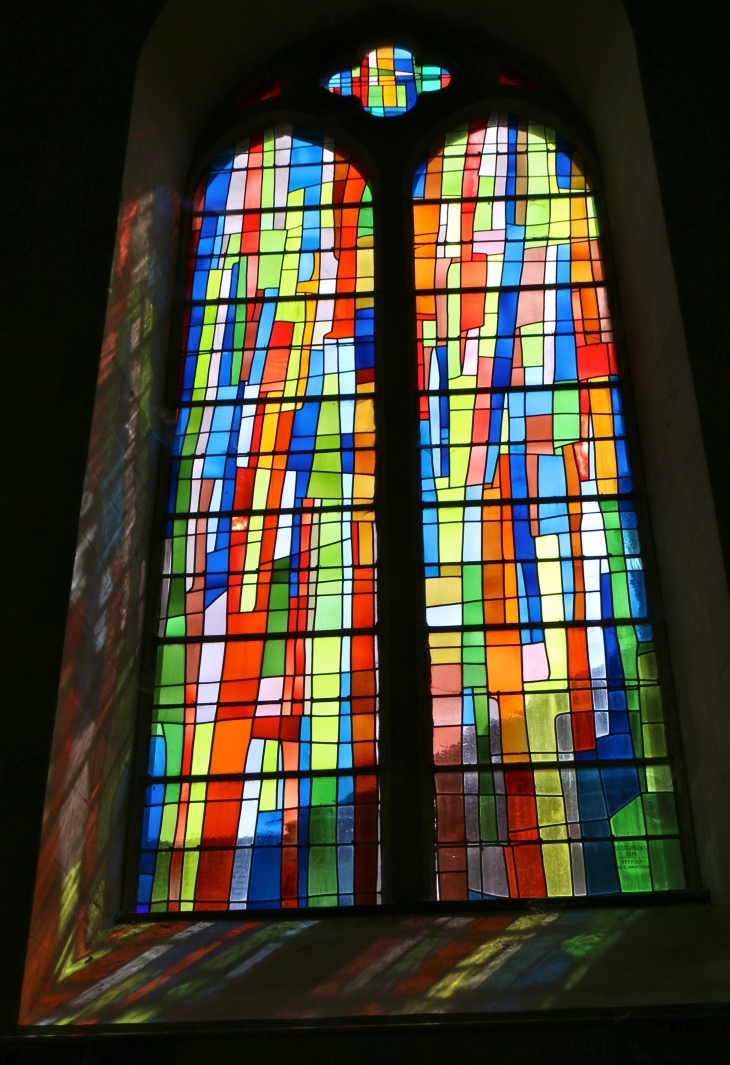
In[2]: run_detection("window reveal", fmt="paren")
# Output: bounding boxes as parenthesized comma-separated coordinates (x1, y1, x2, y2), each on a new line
(413, 115, 685, 899)
(138, 125, 380, 912)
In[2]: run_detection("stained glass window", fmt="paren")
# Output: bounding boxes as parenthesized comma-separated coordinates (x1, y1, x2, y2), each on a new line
(137, 75, 688, 913)
(326, 46, 450, 117)
(137, 124, 380, 912)
(413, 115, 686, 899)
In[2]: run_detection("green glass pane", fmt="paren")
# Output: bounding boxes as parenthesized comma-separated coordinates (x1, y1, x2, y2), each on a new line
(643, 792, 679, 836)
(649, 838, 685, 891)
(614, 840, 652, 892)
(309, 846, 338, 897)
(611, 796, 646, 837)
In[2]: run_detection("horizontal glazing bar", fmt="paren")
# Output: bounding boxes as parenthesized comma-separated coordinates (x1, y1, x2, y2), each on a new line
(194, 205, 380, 218)
(152, 627, 378, 644)
(419, 494, 630, 508)
(169, 445, 372, 460)
(165, 496, 632, 523)
(414, 281, 606, 295)
(184, 281, 605, 309)
(176, 392, 377, 408)
(146, 767, 379, 784)
(418, 382, 620, 397)
(160, 560, 375, 575)
(416, 193, 594, 205)
(430, 759, 672, 771)
(426, 619, 651, 632)
(186, 290, 376, 308)
(167, 504, 374, 519)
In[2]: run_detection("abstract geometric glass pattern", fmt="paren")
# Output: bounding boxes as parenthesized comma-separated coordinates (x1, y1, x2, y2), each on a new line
(413, 114, 685, 899)
(138, 124, 380, 912)
(326, 46, 450, 117)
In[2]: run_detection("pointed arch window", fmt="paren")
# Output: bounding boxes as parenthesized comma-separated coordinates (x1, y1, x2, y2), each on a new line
(138, 127, 380, 912)
(134, 47, 687, 914)
(414, 116, 684, 900)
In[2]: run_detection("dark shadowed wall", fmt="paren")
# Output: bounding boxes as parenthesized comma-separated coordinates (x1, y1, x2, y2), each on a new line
(2, 0, 729, 1056)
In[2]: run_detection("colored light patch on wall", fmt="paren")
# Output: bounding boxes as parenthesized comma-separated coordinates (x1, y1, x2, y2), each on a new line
(326, 46, 450, 117)
(414, 113, 684, 899)
(139, 124, 380, 912)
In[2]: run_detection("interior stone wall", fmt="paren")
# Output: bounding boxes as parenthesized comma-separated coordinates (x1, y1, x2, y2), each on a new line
(21, 0, 730, 1019)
